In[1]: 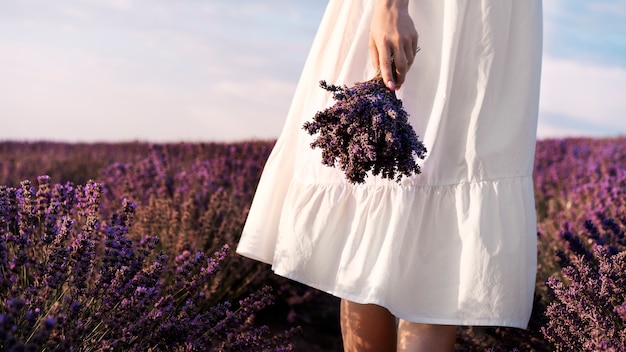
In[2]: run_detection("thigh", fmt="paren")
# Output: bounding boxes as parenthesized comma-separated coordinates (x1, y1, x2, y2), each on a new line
(340, 299, 397, 352)
(397, 320, 457, 352)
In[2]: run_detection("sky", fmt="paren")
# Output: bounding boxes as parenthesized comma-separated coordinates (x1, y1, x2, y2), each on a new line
(1, 0, 625, 142)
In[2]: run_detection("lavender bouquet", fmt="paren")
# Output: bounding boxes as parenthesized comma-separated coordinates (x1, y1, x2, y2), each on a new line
(303, 75, 427, 184)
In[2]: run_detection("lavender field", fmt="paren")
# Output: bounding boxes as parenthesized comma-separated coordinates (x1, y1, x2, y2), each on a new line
(1, 138, 625, 351)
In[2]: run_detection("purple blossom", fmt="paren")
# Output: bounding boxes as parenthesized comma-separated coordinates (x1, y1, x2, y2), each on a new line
(6, 137, 626, 350)
(0, 176, 298, 351)
(542, 246, 626, 350)
(303, 77, 427, 183)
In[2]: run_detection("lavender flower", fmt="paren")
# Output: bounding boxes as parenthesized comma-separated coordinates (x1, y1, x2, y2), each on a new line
(542, 246, 626, 350)
(303, 76, 427, 183)
(7, 137, 626, 350)
(0, 176, 299, 351)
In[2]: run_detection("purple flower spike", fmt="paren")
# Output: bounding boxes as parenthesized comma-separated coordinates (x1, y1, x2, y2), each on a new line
(303, 76, 427, 184)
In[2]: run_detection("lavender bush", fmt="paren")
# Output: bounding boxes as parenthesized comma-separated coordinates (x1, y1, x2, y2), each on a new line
(98, 145, 276, 305)
(532, 138, 626, 351)
(303, 78, 427, 184)
(3, 137, 626, 350)
(0, 141, 153, 188)
(0, 141, 338, 350)
(543, 245, 626, 350)
(0, 176, 297, 351)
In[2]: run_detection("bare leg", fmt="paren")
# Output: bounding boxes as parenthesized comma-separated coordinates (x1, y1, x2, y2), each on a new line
(340, 299, 397, 352)
(397, 320, 457, 352)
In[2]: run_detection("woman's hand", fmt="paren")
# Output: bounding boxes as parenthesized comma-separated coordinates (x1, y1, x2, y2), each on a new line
(369, 0, 418, 91)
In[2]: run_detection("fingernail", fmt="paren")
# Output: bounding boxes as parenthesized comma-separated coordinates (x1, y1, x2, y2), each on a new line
(387, 80, 396, 91)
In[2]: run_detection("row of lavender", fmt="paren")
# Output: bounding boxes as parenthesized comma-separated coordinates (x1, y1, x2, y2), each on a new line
(1, 138, 625, 350)
(533, 138, 626, 350)
(0, 142, 306, 351)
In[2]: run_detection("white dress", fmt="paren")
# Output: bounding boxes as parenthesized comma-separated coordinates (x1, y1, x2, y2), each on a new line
(237, 0, 543, 329)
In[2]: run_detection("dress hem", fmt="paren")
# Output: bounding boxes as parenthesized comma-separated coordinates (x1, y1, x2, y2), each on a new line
(236, 248, 273, 266)
(233, 248, 531, 329)
(272, 267, 530, 329)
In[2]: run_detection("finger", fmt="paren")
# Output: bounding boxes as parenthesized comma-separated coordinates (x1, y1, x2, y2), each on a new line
(379, 49, 396, 91)
(392, 48, 409, 88)
(369, 37, 380, 75)
(374, 40, 396, 90)
(404, 42, 416, 67)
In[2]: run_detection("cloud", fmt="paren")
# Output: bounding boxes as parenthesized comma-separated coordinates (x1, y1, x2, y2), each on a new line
(536, 121, 590, 140)
(97, 0, 133, 11)
(0, 37, 298, 142)
(63, 7, 91, 19)
(0, 0, 326, 142)
(2, 1, 624, 142)
(538, 56, 626, 137)
(543, 0, 626, 68)
(537, 0, 626, 138)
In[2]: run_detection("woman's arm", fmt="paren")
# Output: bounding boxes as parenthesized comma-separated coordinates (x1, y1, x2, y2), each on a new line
(369, 0, 419, 91)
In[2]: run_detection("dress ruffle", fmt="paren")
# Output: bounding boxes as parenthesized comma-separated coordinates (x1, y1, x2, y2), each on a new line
(238, 176, 537, 328)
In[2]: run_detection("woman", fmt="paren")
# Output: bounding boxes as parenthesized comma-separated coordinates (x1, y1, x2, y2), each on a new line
(237, 0, 543, 350)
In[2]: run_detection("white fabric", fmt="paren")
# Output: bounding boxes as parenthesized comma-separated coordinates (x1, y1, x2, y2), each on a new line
(237, 0, 543, 328)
